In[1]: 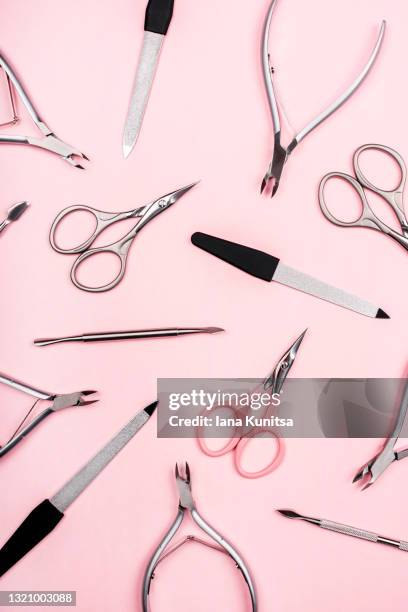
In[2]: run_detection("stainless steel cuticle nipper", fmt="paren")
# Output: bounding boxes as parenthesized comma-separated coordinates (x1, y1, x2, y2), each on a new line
(260, 0, 386, 197)
(0, 373, 98, 458)
(0, 51, 89, 168)
(353, 378, 408, 490)
(142, 463, 257, 611)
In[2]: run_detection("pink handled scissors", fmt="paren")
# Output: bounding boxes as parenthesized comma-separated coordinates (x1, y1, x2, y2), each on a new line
(197, 330, 307, 478)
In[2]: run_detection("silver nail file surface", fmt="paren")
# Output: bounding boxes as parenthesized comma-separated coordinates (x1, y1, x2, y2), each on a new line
(51, 408, 150, 512)
(122, 31, 164, 158)
(273, 262, 380, 318)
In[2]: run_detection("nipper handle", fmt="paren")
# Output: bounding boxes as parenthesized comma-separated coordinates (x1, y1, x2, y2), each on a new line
(145, 0, 174, 35)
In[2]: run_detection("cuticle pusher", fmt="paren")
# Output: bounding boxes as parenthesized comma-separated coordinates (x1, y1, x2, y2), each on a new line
(277, 509, 408, 552)
(0, 202, 29, 235)
(34, 327, 224, 347)
(0, 401, 157, 577)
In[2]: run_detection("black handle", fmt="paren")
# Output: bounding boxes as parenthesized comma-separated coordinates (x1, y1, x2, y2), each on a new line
(144, 0, 174, 35)
(0, 500, 64, 577)
(191, 233, 280, 282)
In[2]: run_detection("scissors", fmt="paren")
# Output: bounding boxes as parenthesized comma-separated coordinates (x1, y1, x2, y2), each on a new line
(319, 144, 408, 251)
(49, 182, 197, 292)
(197, 330, 306, 478)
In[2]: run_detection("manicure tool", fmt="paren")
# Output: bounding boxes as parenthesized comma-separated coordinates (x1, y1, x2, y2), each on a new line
(197, 330, 306, 478)
(260, 0, 385, 197)
(50, 182, 197, 292)
(142, 463, 257, 611)
(34, 327, 224, 346)
(319, 144, 408, 252)
(123, 0, 174, 158)
(277, 509, 408, 553)
(0, 401, 157, 576)
(0, 52, 88, 169)
(0, 202, 29, 235)
(353, 378, 408, 490)
(0, 373, 97, 459)
(191, 232, 389, 319)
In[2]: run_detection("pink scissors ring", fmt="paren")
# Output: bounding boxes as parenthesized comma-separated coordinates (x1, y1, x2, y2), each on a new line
(197, 329, 306, 478)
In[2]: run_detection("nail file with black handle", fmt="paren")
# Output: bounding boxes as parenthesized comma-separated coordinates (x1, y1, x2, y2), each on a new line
(191, 232, 389, 319)
(122, 0, 174, 158)
(0, 401, 157, 577)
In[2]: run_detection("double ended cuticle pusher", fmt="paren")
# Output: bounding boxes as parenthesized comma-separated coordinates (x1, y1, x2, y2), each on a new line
(34, 327, 224, 347)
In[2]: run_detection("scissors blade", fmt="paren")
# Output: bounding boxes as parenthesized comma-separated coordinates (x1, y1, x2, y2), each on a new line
(264, 329, 307, 394)
(135, 182, 199, 232)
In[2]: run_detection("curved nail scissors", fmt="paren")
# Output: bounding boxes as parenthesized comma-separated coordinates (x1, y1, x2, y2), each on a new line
(197, 330, 306, 478)
(319, 144, 408, 251)
(260, 0, 386, 197)
(142, 463, 257, 611)
(49, 182, 197, 292)
(0, 51, 88, 169)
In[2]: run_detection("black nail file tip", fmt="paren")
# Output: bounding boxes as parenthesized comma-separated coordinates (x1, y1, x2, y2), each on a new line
(145, 401, 158, 416)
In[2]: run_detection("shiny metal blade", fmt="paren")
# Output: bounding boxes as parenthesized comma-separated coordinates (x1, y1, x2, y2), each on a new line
(7, 201, 29, 221)
(274, 262, 386, 318)
(50, 402, 157, 512)
(122, 31, 164, 158)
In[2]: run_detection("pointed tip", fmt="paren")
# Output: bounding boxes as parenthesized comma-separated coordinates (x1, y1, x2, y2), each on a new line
(297, 328, 308, 343)
(172, 181, 199, 201)
(122, 142, 134, 159)
(376, 308, 390, 319)
(205, 327, 225, 334)
(276, 509, 301, 519)
(145, 400, 158, 416)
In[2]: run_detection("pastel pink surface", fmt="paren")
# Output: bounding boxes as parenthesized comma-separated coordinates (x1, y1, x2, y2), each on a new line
(1, 0, 407, 610)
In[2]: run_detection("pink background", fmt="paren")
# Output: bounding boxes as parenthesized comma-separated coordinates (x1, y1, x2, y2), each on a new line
(1, 0, 407, 610)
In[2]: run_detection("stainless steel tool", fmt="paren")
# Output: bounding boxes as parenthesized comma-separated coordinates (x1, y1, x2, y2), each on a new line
(50, 182, 197, 292)
(142, 463, 257, 611)
(319, 144, 408, 252)
(0, 202, 29, 235)
(197, 330, 306, 478)
(353, 378, 408, 490)
(123, 0, 174, 158)
(0, 373, 97, 458)
(0, 52, 88, 168)
(0, 401, 157, 576)
(34, 327, 224, 346)
(260, 0, 385, 197)
(278, 509, 408, 552)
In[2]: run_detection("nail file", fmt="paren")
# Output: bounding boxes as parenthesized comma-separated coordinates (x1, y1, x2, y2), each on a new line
(122, 0, 174, 158)
(191, 232, 389, 319)
(0, 402, 157, 577)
